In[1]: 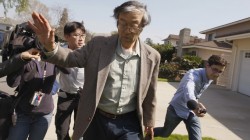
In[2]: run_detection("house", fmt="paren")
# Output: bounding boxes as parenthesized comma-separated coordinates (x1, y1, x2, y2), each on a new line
(162, 34, 179, 47)
(176, 17, 250, 96)
(177, 28, 232, 87)
(162, 28, 204, 48)
(201, 17, 250, 96)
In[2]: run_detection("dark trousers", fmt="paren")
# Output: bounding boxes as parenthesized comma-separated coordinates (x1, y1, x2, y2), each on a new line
(83, 109, 142, 140)
(55, 93, 79, 140)
(154, 105, 201, 140)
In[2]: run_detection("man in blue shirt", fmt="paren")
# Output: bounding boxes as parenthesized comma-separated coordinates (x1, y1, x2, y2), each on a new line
(154, 55, 227, 140)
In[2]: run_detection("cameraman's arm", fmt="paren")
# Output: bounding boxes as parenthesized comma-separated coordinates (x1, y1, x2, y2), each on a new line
(0, 54, 27, 78)
(0, 48, 40, 78)
(6, 67, 23, 88)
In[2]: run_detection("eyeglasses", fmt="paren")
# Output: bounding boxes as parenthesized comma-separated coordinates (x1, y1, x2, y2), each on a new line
(211, 67, 223, 74)
(73, 34, 86, 38)
(118, 21, 142, 33)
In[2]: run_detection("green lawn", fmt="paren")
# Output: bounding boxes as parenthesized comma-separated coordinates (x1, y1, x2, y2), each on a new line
(155, 134, 216, 140)
(158, 78, 168, 82)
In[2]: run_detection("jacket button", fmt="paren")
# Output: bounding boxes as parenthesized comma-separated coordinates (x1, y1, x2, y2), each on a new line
(88, 117, 91, 121)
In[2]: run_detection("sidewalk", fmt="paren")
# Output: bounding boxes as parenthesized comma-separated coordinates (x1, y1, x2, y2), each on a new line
(155, 82, 250, 140)
(44, 94, 74, 140)
(44, 82, 250, 140)
(1, 77, 249, 140)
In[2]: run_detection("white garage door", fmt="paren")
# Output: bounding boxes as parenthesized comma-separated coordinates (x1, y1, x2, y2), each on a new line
(238, 51, 250, 96)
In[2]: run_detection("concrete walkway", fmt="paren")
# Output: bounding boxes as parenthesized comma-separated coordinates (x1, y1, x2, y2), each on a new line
(1, 77, 250, 140)
(155, 82, 250, 140)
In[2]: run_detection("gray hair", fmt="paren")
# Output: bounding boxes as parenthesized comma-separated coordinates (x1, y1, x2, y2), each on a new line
(113, 1, 151, 27)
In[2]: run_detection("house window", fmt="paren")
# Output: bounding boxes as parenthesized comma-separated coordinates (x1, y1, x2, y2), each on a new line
(176, 41, 179, 46)
(207, 33, 215, 41)
(190, 51, 196, 56)
(245, 52, 250, 58)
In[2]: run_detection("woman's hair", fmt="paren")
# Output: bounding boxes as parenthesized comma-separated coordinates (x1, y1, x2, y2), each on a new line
(113, 1, 151, 27)
(208, 55, 227, 66)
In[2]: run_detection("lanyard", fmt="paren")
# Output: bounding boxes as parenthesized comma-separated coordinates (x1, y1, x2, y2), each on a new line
(34, 60, 47, 82)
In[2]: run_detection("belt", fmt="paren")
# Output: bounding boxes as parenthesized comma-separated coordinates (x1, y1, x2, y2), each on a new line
(59, 89, 79, 98)
(97, 109, 136, 119)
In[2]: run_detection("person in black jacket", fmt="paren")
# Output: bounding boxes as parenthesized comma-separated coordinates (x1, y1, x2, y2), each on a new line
(6, 52, 57, 140)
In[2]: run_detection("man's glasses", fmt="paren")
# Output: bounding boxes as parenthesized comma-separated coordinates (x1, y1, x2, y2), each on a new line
(211, 67, 223, 74)
(73, 34, 86, 38)
(118, 21, 142, 33)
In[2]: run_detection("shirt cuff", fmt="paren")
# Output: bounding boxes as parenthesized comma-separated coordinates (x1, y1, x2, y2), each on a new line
(43, 43, 59, 57)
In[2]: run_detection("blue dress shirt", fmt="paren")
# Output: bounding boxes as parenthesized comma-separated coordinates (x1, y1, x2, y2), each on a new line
(170, 68, 213, 119)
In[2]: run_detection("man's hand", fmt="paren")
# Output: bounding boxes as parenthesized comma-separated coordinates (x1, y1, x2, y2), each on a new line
(21, 48, 40, 60)
(144, 126, 154, 140)
(193, 102, 206, 117)
(28, 12, 56, 52)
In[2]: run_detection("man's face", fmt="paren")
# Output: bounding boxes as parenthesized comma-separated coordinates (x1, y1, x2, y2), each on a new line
(64, 28, 86, 50)
(117, 11, 144, 49)
(206, 64, 226, 81)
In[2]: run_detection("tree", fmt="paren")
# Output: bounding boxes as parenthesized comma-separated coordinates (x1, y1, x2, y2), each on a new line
(13, 0, 50, 24)
(145, 38, 154, 46)
(0, 0, 29, 17)
(110, 31, 118, 35)
(85, 30, 94, 44)
(152, 43, 175, 63)
(48, 5, 64, 26)
(55, 8, 69, 41)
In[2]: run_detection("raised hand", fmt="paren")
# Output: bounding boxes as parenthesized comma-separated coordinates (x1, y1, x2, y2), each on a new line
(28, 12, 56, 52)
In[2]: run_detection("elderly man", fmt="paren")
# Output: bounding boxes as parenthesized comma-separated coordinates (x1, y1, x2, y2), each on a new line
(28, 1, 160, 140)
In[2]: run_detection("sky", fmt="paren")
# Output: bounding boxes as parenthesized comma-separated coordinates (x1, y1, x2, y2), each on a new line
(1, 0, 250, 44)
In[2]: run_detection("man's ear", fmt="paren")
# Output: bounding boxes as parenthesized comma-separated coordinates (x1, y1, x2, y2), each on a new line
(205, 63, 210, 69)
(64, 34, 69, 40)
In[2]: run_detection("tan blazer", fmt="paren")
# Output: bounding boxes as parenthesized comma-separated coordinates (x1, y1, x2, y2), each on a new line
(45, 35, 161, 140)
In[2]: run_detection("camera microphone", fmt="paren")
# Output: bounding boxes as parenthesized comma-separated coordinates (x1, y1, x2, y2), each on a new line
(187, 100, 207, 114)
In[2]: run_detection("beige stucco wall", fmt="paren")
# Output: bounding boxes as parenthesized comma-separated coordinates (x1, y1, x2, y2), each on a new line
(230, 38, 250, 92)
(197, 49, 231, 87)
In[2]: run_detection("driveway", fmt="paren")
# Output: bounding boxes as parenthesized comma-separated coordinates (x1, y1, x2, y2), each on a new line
(155, 82, 250, 140)
(0, 76, 249, 140)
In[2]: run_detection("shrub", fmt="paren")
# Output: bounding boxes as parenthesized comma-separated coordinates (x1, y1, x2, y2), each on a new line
(159, 63, 179, 81)
(159, 55, 203, 81)
(180, 55, 203, 70)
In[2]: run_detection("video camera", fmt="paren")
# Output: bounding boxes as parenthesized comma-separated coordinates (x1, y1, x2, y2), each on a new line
(1, 22, 58, 61)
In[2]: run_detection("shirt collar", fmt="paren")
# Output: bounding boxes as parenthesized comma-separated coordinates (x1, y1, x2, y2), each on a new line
(116, 39, 141, 57)
(202, 68, 213, 84)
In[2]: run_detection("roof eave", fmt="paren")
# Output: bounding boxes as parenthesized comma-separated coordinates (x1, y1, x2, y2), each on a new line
(182, 45, 232, 52)
(200, 17, 250, 34)
(215, 32, 250, 41)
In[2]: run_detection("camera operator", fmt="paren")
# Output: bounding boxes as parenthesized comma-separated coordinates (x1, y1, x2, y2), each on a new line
(6, 48, 57, 140)
(2, 22, 58, 140)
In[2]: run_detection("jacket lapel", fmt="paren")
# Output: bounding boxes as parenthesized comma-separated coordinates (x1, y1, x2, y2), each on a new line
(138, 40, 153, 100)
(96, 35, 118, 100)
